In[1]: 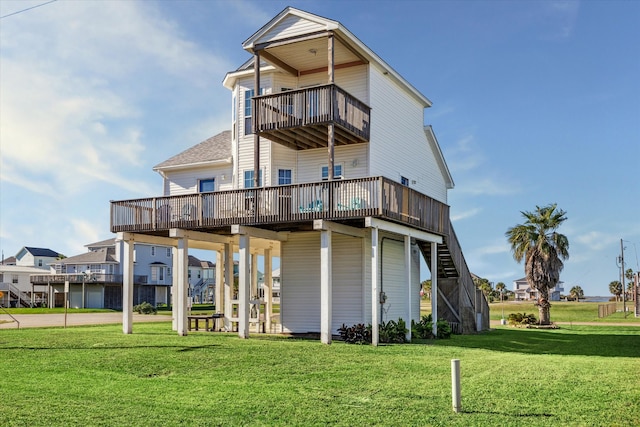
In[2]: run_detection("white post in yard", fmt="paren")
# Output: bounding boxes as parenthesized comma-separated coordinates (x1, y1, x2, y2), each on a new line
(122, 239, 134, 334)
(371, 227, 380, 346)
(451, 359, 461, 413)
(320, 229, 333, 344)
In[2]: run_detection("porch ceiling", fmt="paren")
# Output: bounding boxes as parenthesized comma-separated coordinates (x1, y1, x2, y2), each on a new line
(259, 122, 368, 151)
(258, 34, 367, 76)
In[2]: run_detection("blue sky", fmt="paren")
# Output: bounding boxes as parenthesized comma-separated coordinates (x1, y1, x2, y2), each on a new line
(1, 0, 638, 296)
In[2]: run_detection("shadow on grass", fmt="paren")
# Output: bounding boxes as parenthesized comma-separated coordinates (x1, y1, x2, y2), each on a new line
(434, 327, 640, 358)
(0, 344, 219, 352)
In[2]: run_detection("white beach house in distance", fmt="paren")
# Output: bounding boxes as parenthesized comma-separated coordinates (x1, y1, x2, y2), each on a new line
(110, 7, 489, 345)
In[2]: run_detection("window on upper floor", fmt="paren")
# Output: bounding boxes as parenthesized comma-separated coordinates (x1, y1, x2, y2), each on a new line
(278, 169, 292, 185)
(90, 265, 101, 273)
(244, 169, 263, 188)
(244, 88, 264, 136)
(12, 275, 19, 284)
(321, 164, 343, 181)
(401, 176, 409, 186)
(38, 259, 43, 267)
(151, 246, 156, 256)
(199, 178, 215, 193)
(166, 247, 171, 258)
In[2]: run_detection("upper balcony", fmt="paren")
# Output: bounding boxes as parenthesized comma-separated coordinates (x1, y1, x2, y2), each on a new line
(253, 83, 370, 150)
(110, 177, 449, 238)
(30, 274, 148, 285)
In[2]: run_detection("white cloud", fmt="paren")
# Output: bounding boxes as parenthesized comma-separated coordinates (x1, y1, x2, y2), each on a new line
(451, 207, 482, 222)
(456, 177, 521, 196)
(574, 231, 620, 251)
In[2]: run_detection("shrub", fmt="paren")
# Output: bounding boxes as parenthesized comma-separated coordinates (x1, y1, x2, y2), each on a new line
(507, 312, 537, 326)
(133, 302, 157, 315)
(338, 323, 371, 344)
(411, 314, 453, 339)
(379, 319, 408, 343)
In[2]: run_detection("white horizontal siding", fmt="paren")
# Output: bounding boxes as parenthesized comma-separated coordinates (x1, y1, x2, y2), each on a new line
(380, 237, 406, 323)
(257, 15, 326, 44)
(281, 232, 320, 333)
(331, 233, 364, 331)
(369, 66, 448, 203)
(296, 144, 369, 183)
(164, 165, 233, 195)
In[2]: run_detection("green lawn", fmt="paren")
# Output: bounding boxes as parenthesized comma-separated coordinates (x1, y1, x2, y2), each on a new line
(1, 323, 638, 426)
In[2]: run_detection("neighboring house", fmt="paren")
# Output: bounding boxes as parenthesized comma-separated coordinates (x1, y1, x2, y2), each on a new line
(0, 247, 62, 307)
(0, 264, 50, 307)
(513, 277, 564, 302)
(110, 7, 489, 343)
(30, 239, 176, 309)
(15, 247, 62, 269)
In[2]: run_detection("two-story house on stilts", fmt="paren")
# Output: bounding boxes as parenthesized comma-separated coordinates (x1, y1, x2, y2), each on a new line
(110, 7, 490, 345)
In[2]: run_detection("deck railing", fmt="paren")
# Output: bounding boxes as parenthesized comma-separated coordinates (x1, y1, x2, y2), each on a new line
(30, 274, 148, 284)
(254, 84, 371, 141)
(110, 177, 449, 237)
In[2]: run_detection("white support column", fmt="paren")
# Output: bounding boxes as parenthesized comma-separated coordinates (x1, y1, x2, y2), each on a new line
(371, 227, 380, 346)
(405, 235, 412, 342)
(176, 237, 189, 336)
(171, 246, 178, 331)
(224, 243, 233, 331)
(264, 248, 273, 333)
(431, 241, 438, 338)
(122, 239, 134, 334)
(215, 251, 224, 315)
(238, 234, 250, 338)
(320, 229, 333, 344)
(251, 253, 258, 299)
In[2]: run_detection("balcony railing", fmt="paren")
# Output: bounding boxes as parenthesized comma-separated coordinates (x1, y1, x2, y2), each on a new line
(253, 84, 370, 149)
(110, 177, 449, 237)
(30, 274, 148, 284)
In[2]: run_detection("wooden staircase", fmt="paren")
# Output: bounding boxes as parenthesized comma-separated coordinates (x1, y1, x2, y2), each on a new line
(417, 220, 490, 333)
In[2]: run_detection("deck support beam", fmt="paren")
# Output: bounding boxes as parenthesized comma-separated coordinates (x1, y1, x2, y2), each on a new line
(431, 241, 438, 338)
(238, 233, 251, 338)
(176, 237, 189, 336)
(320, 228, 333, 344)
(264, 248, 273, 333)
(224, 242, 233, 332)
(405, 235, 412, 342)
(371, 226, 380, 346)
(254, 50, 261, 189)
(122, 238, 134, 334)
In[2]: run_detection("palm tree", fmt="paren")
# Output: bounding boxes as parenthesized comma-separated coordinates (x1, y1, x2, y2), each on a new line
(505, 204, 569, 325)
(495, 282, 506, 301)
(609, 281, 622, 301)
(569, 285, 584, 302)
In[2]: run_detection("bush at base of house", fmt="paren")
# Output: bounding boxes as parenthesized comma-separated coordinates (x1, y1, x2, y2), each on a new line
(133, 302, 157, 315)
(411, 314, 453, 339)
(338, 319, 408, 344)
(507, 312, 537, 325)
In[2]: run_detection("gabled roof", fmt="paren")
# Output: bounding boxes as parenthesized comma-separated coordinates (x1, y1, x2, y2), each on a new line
(188, 255, 215, 268)
(1, 256, 16, 265)
(53, 248, 117, 265)
(21, 247, 61, 258)
(85, 238, 116, 248)
(424, 126, 454, 190)
(227, 7, 432, 107)
(153, 131, 232, 172)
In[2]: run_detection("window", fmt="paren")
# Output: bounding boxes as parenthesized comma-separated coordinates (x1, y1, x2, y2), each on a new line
(281, 88, 294, 115)
(199, 178, 215, 193)
(167, 267, 171, 276)
(90, 265, 101, 273)
(151, 246, 156, 256)
(321, 164, 343, 180)
(244, 169, 263, 188)
(278, 169, 292, 185)
(244, 89, 254, 135)
(12, 275, 19, 284)
(38, 259, 43, 267)
(401, 176, 409, 186)
(166, 247, 171, 257)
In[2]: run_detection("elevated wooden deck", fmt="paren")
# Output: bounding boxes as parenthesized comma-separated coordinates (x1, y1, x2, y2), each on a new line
(253, 84, 370, 150)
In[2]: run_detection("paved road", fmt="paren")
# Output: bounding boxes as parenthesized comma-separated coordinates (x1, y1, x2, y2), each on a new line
(0, 312, 171, 329)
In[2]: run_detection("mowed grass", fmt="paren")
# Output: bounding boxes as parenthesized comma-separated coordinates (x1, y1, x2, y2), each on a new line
(488, 301, 640, 323)
(1, 323, 638, 426)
